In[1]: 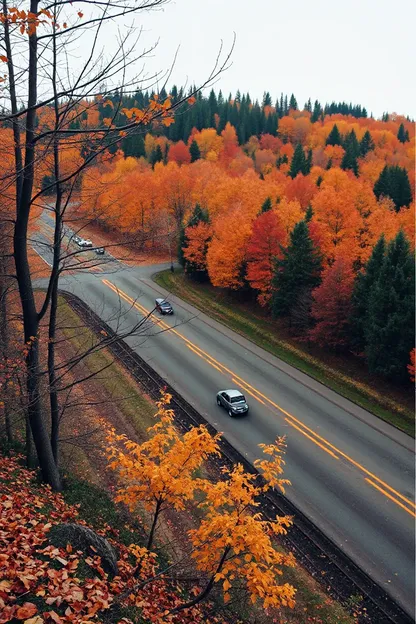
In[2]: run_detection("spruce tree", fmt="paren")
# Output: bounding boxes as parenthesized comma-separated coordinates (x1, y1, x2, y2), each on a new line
(305, 205, 313, 222)
(189, 140, 201, 162)
(272, 221, 322, 318)
(311, 100, 322, 123)
(289, 94, 298, 110)
(374, 165, 412, 211)
(289, 143, 307, 178)
(359, 130, 374, 156)
(365, 232, 415, 382)
(397, 123, 409, 143)
(326, 124, 342, 146)
(349, 235, 386, 352)
(260, 197, 273, 213)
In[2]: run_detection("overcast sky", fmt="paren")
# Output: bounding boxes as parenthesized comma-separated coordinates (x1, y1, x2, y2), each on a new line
(133, 0, 415, 118)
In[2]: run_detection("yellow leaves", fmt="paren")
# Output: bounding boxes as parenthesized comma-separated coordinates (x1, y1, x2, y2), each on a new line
(223, 578, 231, 591)
(23, 617, 43, 624)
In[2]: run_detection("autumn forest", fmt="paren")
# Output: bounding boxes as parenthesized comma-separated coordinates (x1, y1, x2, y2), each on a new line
(68, 88, 416, 384)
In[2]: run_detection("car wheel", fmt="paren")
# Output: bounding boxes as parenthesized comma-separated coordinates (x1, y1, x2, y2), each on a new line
(217, 398, 221, 406)
(228, 409, 233, 417)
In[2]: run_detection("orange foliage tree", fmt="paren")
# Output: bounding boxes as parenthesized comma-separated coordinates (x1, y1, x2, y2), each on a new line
(106, 392, 221, 549)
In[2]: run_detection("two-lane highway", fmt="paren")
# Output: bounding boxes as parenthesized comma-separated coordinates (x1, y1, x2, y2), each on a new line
(57, 264, 415, 617)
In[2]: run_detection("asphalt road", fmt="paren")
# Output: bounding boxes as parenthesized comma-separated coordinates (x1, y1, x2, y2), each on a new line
(54, 262, 415, 617)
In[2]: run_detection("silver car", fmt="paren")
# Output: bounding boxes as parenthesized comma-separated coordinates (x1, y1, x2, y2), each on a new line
(216, 389, 249, 417)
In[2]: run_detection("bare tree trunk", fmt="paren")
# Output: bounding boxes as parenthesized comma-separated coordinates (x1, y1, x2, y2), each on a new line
(48, 279, 60, 464)
(48, 22, 63, 466)
(11, 0, 61, 490)
(0, 269, 12, 443)
(169, 545, 231, 614)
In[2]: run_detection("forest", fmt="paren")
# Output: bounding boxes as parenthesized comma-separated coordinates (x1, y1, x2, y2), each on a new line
(71, 88, 415, 385)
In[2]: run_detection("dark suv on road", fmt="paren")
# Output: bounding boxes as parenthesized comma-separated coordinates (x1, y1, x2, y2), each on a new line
(155, 298, 174, 315)
(216, 389, 249, 416)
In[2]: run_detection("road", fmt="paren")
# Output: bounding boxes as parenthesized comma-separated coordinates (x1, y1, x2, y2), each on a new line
(51, 260, 415, 618)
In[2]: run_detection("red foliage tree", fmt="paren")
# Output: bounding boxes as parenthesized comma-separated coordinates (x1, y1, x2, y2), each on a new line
(285, 174, 317, 209)
(309, 257, 355, 349)
(246, 211, 286, 306)
(168, 140, 191, 166)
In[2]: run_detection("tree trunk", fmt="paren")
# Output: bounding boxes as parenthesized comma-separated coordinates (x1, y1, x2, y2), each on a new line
(169, 545, 231, 614)
(146, 498, 162, 552)
(48, 279, 60, 465)
(0, 267, 12, 443)
(12, 0, 61, 490)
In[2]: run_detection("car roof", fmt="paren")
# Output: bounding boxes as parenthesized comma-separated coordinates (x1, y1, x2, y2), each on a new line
(224, 389, 244, 397)
(155, 298, 166, 304)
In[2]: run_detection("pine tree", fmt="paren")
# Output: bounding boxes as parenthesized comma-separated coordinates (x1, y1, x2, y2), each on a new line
(365, 232, 415, 382)
(316, 175, 323, 187)
(190, 140, 201, 162)
(289, 143, 308, 178)
(305, 205, 313, 222)
(260, 197, 273, 213)
(374, 165, 412, 211)
(289, 94, 298, 110)
(311, 100, 322, 123)
(397, 123, 409, 143)
(121, 132, 145, 158)
(272, 221, 322, 318)
(349, 236, 386, 352)
(326, 124, 342, 146)
(359, 130, 374, 156)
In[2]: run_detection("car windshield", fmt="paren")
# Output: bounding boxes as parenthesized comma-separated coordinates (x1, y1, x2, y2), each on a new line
(161, 302, 170, 307)
(230, 395, 245, 403)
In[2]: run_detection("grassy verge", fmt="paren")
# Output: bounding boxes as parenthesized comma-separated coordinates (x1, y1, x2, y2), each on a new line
(154, 269, 414, 436)
(52, 298, 355, 624)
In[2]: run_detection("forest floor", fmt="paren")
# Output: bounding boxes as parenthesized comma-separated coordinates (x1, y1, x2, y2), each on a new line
(21, 296, 356, 624)
(154, 269, 414, 437)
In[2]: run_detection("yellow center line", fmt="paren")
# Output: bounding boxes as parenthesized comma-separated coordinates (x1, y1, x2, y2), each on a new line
(285, 418, 340, 459)
(365, 479, 416, 518)
(101, 279, 415, 515)
(231, 378, 266, 405)
(187, 344, 223, 372)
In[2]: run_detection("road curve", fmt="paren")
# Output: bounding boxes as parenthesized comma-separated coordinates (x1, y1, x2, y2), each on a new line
(56, 263, 415, 617)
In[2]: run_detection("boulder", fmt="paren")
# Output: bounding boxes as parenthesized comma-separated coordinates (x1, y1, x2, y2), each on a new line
(50, 523, 118, 577)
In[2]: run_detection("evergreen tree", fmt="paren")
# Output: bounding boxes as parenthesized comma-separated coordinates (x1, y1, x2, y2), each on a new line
(316, 175, 323, 187)
(262, 91, 272, 107)
(121, 132, 145, 158)
(150, 144, 163, 167)
(305, 205, 313, 222)
(349, 236, 386, 352)
(326, 124, 342, 146)
(305, 98, 312, 113)
(272, 221, 322, 318)
(326, 158, 332, 170)
(397, 123, 409, 143)
(311, 100, 322, 123)
(289, 94, 298, 110)
(260, 197, 273, 213)
(289, 143, 308, 178)
(374, 165, 412, 211)
(189, 140, 201, 162)
(365, 232, 415, 382)
(341, 130, 359, 176)
(359, 130, 374, 156)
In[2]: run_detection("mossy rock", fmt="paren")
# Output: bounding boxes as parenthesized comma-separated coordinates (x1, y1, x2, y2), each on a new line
(49, 523, 118, 577)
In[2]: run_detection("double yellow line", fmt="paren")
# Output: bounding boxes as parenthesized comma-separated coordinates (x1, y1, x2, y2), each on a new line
(102, 279, 416, 519)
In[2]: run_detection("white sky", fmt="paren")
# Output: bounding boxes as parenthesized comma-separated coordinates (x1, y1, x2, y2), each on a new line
(129, 0, 415, 118)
